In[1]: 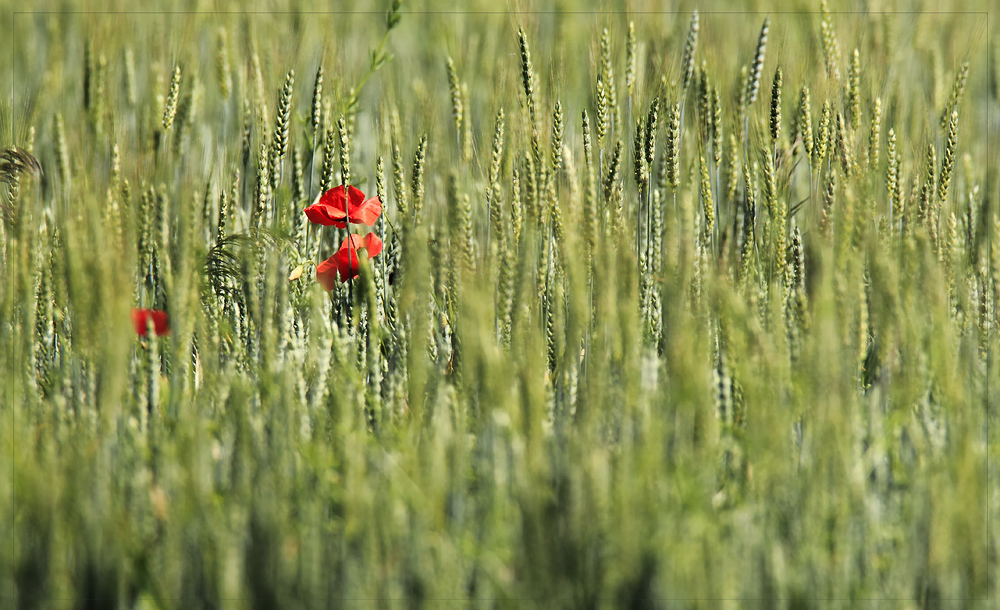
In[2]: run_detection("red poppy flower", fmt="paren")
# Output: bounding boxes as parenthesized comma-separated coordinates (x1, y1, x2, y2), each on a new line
(132, 309, 170, 337)
(316, 233, 384, 289)
(303, 185, 382, 228)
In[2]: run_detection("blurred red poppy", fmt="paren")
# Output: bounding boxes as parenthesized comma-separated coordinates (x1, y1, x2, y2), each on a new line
(304, 185, 382, 228)
(316, 233, 384, 289)
(132, 309, 170, 336)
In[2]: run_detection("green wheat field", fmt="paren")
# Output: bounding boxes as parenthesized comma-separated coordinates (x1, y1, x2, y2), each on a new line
(2, 0, 998, 607)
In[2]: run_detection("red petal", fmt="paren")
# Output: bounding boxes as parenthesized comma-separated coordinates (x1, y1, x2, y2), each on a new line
(350, 196, 383, 226)
(335, 234, 374, 282)
(132, 309, 149, 336)
(347, 186, 366, 210)
(319, 185, 347, 211)
(306, 186, 350, 228)
(132, 309, 170, 336)
(339, 233, 365, 251)
(316, 256, 340, 291)
(303, 202, 347, 227)
(304, 188, 349, 228)
(363, 232, 384, 258)
(151, 311, 170, 336)
(332, 248, 360, 282)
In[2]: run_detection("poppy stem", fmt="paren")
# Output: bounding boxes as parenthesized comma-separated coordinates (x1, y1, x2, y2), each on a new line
(348, 31, 393, 115)
(346, 185, 352, 331)
(146, 324, 159, 435)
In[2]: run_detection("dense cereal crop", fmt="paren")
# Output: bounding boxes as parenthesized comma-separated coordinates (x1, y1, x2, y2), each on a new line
(1, 0, 998, 607)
